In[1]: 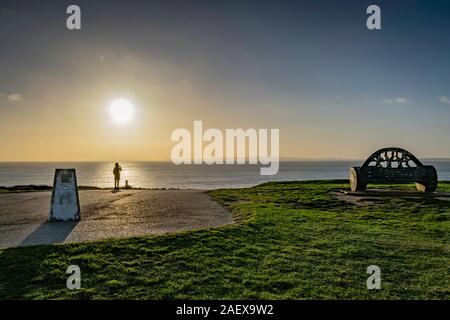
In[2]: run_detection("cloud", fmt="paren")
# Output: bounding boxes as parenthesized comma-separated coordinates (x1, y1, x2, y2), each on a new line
(178, 80, 192, 89)
(395, 97, 408, 103)
(439, 96, 450, 104)
(0, 8, 15, 16)
(382, 97, 409, 104)
(7, 94, 24, 102)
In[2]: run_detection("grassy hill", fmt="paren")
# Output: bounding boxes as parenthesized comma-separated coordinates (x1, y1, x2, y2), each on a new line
(0, 180, 448, 299)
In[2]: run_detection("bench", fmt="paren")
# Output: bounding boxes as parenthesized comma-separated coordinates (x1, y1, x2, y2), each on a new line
(349, 148, 438, 192)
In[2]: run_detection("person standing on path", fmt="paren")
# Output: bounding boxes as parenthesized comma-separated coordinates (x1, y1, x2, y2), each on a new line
(113, 163, 122, 190)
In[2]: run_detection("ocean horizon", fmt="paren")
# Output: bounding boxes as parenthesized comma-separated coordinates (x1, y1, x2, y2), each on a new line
(1, 160, 450, 190)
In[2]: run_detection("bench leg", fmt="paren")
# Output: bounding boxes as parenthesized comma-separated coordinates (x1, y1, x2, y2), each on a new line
(350, 167, 367, 192)
(416, 181, 437, 193)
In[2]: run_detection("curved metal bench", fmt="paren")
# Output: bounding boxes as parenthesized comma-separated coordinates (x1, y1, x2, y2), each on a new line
(349, 147, 438, 192)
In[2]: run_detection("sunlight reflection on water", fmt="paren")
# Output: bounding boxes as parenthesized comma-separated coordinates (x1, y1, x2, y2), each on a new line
(0, 160, 449, 189)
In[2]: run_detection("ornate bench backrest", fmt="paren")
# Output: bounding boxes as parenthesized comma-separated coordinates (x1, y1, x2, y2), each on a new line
(361, 147, 423, 169)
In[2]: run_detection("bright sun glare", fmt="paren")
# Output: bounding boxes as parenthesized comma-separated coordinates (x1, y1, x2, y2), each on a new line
(109, 99, 134, 124)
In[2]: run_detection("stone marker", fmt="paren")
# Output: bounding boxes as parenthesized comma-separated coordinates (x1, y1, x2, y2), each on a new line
(49, 169, 81, 221)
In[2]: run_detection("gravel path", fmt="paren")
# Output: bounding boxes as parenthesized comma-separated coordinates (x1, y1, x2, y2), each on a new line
(0, 190, 233, 248)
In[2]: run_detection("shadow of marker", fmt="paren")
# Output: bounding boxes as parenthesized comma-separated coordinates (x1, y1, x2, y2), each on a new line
(19, 221, 79, 247)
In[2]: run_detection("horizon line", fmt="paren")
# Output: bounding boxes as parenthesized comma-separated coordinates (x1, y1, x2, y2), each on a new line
(1, 157, 450, 163)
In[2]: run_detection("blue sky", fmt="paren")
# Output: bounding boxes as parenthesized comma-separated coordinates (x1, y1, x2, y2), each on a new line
(0, 0, 450, 160)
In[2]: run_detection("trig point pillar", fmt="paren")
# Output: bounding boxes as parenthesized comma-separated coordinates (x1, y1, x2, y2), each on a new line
(49, 169, 81, 221)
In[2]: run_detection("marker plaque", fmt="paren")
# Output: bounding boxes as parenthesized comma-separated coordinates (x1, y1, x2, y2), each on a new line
(49, 169, 81, 221)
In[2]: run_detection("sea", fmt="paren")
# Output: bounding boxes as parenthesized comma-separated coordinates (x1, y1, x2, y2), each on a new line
(1, 160, 449, 190)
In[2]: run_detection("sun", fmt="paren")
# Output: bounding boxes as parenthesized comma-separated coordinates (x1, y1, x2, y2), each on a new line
(109, 99, 135, 124)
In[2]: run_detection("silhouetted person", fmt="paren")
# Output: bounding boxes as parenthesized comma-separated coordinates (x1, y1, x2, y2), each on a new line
(113, 163, 122, 190)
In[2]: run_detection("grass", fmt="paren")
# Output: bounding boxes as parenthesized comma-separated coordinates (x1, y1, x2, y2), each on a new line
(0, 180, 449, 299)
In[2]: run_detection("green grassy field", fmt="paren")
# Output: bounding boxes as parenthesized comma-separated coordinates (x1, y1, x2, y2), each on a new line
(0, 180, 449, 299)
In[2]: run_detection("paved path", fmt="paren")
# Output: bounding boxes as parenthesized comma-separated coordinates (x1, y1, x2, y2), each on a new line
(0, 190, 233, 248)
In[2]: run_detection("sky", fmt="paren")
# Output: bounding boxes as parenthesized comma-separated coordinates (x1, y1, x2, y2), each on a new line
(0, 0, 450, 161)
